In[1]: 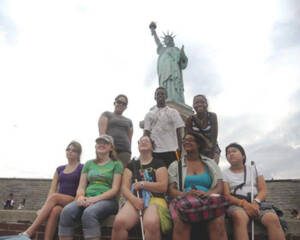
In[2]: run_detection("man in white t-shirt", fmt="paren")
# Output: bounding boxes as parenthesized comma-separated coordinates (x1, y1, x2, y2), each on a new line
(144, 87, 184, 168)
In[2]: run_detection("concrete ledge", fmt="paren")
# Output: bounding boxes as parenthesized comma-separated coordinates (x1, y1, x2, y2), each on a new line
(1, 210, 299, 240)
(0, 210, 115, 226)
(0, 210, 37, 223)
(0, 217, 139, 240)
(286, 219, 300, 236)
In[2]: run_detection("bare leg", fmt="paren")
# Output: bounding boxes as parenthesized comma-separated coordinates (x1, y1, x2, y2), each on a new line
(172, 215, 191, 240)
(207, 215, 228, 240)
(143, 205, 161, 240)
(59, 237, 73, 240)
(111, 201, 139, 240)
(261, 212, 286, 240)
(44, 206, 63, 240)
(229, 208, 249, 240)
(25, 193, 74, 237)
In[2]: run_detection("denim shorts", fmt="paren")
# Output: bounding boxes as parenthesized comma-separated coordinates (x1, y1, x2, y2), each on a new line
(227, 204, 275, 221)
(58, 199, 118, 238)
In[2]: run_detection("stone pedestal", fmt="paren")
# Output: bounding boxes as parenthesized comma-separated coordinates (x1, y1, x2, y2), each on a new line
(165, 100, 193, 122)
(139, 101, 193, 129)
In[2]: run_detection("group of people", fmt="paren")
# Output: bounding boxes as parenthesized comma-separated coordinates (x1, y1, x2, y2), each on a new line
(17, 87, 285, 240)
(3, 193, 14, 209)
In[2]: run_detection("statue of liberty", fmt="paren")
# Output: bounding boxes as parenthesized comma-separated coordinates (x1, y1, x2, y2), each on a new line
(149, 22, 188, 104)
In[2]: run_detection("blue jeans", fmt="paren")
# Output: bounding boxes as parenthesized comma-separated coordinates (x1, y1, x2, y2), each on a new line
(58, 199, 118, 238)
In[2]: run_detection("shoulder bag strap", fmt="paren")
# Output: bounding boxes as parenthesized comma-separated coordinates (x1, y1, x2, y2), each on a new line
(178, 158, 183, 191)
(233, 165, 247, 195)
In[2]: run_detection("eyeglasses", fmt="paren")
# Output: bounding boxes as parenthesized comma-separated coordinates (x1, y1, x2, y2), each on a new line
(116, 100, 127, 106)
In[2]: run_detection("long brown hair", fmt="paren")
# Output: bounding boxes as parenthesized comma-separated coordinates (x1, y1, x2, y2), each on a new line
(66, 141, 82, 162)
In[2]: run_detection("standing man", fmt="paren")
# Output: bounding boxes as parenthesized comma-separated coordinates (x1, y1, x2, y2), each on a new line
(144, 87, 184, 168)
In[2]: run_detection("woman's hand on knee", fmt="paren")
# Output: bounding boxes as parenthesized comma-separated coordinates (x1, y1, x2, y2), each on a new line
(76, 196, 87, 207)
(85, 196, 99, 205)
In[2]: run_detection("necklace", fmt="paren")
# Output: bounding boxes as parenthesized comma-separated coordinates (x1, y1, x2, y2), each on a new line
(140, 157, 153, 166)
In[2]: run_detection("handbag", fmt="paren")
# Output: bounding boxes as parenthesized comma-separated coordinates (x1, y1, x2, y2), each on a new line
(170, 193, 228, 223)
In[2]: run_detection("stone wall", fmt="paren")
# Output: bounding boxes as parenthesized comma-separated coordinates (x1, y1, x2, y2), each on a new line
(267, 179, 300, 219)
(0, 178, 51, 210)
(0, 178, 299, 239)
(1, 178, 299, 216)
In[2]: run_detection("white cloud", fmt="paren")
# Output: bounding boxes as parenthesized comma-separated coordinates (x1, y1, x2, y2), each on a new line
(0, 0, 299, 179)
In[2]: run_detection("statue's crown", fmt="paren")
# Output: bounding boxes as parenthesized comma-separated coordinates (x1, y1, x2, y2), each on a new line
(162, 31, 176, 40)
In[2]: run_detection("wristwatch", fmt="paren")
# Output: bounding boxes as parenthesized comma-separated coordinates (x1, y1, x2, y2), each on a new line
(140, 181, 144, 189)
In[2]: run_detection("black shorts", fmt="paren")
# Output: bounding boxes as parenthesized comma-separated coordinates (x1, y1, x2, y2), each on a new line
(152, 151, 177, 168)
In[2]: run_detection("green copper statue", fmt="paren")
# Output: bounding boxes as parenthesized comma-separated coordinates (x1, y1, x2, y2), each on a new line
(149, 22, 188, 104)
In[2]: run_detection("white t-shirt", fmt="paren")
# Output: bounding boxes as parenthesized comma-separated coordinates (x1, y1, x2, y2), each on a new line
(223, 165, 262, 197)
(144, 106, 184, 153)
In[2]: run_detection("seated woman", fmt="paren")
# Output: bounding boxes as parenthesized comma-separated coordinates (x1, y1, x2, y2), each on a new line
(223, 143, 286, 240)
(185, 94, 221, 163)
(168, 133, 228, 240)
(21, 141, 83, 240)
(58, 134, 123, 240)
(111, 135, 170, 240)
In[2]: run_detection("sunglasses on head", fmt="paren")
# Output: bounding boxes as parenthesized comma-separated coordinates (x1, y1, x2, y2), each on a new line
(96, 139, 111, 145)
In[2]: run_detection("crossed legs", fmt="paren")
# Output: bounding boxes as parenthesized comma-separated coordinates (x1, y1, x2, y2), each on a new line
(24, 193, 74, 239)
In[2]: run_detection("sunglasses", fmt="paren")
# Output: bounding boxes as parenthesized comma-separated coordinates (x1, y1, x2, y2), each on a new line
(66, 148, 79, 153)
(116, 100, 127, 106)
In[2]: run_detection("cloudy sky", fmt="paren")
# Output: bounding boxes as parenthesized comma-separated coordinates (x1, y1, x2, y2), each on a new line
(1, 0, 299, 179)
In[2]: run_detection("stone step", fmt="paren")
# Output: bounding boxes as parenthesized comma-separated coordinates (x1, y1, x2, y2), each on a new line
(1, 210, 300, 240)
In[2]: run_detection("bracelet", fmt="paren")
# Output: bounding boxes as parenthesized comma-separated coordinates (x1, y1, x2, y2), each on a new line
(254, 198, 261, 204)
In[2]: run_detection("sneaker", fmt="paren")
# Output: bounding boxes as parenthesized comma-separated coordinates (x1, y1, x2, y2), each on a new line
(18, 232, 31, 239)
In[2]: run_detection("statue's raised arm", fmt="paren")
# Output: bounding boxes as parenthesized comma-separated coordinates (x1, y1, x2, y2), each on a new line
(149, 22, 188, 104)
(149, 22, 162, 48)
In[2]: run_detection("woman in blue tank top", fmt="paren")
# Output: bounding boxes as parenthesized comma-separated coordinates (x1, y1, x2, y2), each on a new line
(168, 133, 227, 240)
(20, 141, 83, 240)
